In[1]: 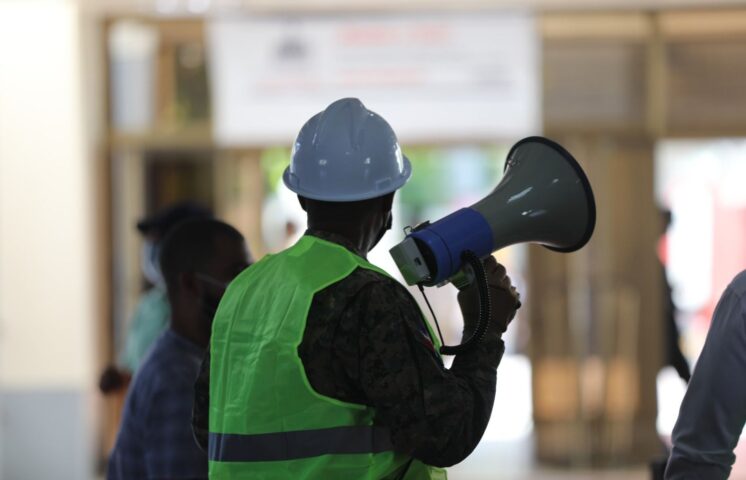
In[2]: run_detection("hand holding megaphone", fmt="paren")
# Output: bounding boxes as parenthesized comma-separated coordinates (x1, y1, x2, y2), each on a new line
(458, 257, 520, 337)
(390, 136, 596, 355)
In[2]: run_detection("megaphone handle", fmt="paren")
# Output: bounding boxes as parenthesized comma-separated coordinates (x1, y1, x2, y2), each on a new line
(438, 250, 492, 356)
(449, 264, 476, 290)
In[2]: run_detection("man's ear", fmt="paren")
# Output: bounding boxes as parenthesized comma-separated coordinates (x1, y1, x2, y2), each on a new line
(381, 192, 395, 214)
(298, 195, 308, 212)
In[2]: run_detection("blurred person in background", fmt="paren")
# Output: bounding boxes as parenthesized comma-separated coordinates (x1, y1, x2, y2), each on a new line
(660, 208, 691, 384)
(261, 178, 307, 252)
(108, 218, 252, 480)
(99, 201, 212, 394)
(665, 269, 746, 479)
(652, 209, 692, 480)
(193, 98, 520, 479)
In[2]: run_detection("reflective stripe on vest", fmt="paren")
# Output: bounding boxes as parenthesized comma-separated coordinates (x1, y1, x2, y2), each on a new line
(208, 426, 394, 462)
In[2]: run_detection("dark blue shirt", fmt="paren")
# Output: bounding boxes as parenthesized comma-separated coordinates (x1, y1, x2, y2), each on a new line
(108, 329, 207, 479)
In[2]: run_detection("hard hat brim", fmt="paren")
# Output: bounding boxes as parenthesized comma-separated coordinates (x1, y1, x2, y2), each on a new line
(282, 157, 412, 202)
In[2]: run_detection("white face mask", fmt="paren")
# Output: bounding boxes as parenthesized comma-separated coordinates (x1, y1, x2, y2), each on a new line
(141, 241, 164, 287)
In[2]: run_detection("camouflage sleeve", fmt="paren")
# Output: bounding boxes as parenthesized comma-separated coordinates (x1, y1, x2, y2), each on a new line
(356, 279, 505, 468)
(191, 346, 210, 453)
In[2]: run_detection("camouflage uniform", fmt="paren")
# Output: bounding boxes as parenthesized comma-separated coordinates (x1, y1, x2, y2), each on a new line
(192, 230, 505, 467)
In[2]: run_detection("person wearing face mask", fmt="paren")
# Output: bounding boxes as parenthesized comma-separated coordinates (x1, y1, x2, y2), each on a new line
(99, 202, 212, 395)
(107, 218, 252, 480)
(193, 98, 520, 479)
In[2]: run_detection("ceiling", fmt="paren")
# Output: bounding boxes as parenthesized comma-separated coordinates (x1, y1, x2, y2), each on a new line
(83, 0, 746, 15)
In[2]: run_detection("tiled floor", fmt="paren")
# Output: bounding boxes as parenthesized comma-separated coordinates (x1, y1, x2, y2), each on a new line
(448, 437, 648, 480)
(452, 470, 648, 480)
(443, 355, 650, 479)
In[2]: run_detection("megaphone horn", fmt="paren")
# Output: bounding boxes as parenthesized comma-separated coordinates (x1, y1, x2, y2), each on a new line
(390, 136, 596, 288)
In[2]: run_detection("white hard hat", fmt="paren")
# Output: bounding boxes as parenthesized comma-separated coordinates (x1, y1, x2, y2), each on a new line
(283, 98, 412, 202)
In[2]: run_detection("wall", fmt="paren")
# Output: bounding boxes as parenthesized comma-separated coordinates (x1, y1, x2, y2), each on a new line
(0, 1, 97, 478)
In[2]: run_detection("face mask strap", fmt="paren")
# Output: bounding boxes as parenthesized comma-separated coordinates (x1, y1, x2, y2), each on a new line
(141, 241, 164, 287)
(194, 272, 230, 291)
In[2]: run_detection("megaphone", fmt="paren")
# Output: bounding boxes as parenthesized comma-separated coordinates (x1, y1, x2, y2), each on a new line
(389, 136, 596, 354)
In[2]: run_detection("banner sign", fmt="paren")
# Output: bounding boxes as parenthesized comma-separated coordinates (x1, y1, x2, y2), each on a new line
(209, 13, 540, 145)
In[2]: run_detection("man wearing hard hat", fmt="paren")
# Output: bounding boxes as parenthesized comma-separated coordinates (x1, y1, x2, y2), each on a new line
(193, 98, 520, 479)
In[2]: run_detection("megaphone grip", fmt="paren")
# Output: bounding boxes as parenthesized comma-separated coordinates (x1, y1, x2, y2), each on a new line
(439, 250, 491, 356)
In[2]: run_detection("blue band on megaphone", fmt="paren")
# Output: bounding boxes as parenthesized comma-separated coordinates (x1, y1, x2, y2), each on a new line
(409, 208, 494, 285)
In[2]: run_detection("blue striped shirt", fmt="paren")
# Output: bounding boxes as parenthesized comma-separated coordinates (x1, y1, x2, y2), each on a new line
(108, 329, 207, 479)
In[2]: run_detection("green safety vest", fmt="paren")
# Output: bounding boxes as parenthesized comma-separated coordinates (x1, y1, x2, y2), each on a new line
(208, 235, 447, 479)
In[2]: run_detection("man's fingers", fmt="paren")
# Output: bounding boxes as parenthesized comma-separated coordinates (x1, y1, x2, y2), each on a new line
(488, 282, 521, 306)
(510, 287, 522, 309)
(483, 257, 506, 278)
(487, 273, 511, 290)
(482, 256, 502, 272)
(482, 255, 498, 269)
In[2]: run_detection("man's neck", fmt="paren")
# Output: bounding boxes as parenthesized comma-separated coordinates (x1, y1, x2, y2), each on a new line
(305, 227, 368, 259)
(170, 317, 209, 349)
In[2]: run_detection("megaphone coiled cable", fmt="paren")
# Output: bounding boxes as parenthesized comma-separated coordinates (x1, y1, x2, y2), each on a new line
(417, 250, 492, 356)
